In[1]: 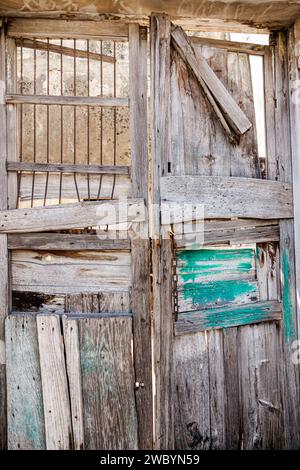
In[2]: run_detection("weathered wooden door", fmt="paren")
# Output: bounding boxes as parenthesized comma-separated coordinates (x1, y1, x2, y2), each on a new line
(151, 14, 300, 450)
(0, 19, 152, 449)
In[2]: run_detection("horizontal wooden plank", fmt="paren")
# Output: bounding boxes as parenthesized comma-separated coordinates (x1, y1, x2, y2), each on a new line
(161, 176, 293, 220)
(175, 301, 282, 335)
(15, 38, 116, 63)
(7, 162, 130, 175)
(12, 250, 132, 293)
(171, 25, 252, 135)
(8, 233, 130, 251)
(7, 19, 129, 40)
(174, 219, 280, 248)
(6, 94, 128, 107)
(0, 198, 145, 233)
(190, 36, 268, 55)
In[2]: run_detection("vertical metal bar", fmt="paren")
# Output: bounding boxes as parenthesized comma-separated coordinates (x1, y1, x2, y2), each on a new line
(44, 38, 50, 206)
(31, 40, 36, 208)
(17, 39, 24, 208)
(59, 38, 63, 204)
(73, 38, 80, 202)
(97, 40, 103, 199)
(111, 40, 117, 199)
(87, 39, 91, 200)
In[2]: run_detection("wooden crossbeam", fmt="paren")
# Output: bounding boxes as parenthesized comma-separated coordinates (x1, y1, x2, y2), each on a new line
(7, 162, 130, 175)
(6, 94, 128, 107)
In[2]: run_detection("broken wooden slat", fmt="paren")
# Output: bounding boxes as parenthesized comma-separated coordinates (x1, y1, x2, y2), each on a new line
(62, 318, 84, 450)
(15, 38, 116, 63)
(171, 25, 252, 136)
(174, 332, 210, 449)
(12, 291, 65, 314)
(6, 94, 128, 108)
(0, 198, 145, 233)
(7, 162, 130, 175)
(160, 176, 293, 220)
(12, 250, 132, 294)
(175, 301, 282, 335)
(6, 314, 46, 450)
(174, 219, 280, 248)
(8, 233, 130, 251)
(79, 317, 138, 449)
(7, 19, 129, 40)
(37, 314, 73, 450)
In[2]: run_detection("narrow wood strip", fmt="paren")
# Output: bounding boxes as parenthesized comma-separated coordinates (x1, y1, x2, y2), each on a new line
(175, 301, 282, 335)
(37, 314, 73, 450)
(62, 318, 84, 450)
(0, 198, 145, 233)
(6, 94, 129, 107)
(15, 38, 116, 63)
(161, 176, 293, 220)
(6, 314, 46, 450)
(7, 162, 130, 175)
(8, 233, 130, 250)
(7, 19, 129, 40)
(190, 36, 267, 55)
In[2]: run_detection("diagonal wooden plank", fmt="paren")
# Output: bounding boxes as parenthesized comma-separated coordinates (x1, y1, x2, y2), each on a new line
(171, 25, 252, 136)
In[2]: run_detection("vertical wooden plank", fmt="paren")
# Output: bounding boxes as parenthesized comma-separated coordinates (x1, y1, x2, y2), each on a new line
(79, 317, 138, 450)
(37, 314, 73, 450)
(6, 314, 46, 450)
(174, 333, 210, 449)
(129, 23, 152, 449)
(6, 37, 18, 210)
(150, 13, 174, 450)
(274, 32, 300, 449)
(0, 26, 8, 450)
(62, 317, 84, 450)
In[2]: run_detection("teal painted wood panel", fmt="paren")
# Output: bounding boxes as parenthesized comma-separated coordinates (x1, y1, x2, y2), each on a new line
(175, 301, 282, 335)
(176, 247, 259, 312)
(6, 314, 46, 450)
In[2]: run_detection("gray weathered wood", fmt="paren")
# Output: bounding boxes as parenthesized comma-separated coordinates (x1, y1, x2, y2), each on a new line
(161, 176, 293, 220)
(15, 38, 116, 63)
(171, 25, 252, 135)
(175, 301, 282, 335)
(79, 317, 138, 449)
(174, 333, 210, 449)
(129, 23, 152, 450)
(62, 318, 84, 450)
(8, 233, 130, 251)
(7, 162, 130, 175)
(0, 198, 145, 233)
(7, 18, 129, 40)
(190, 36, 267, 55)
(0, 27, 8, 450)
(151, 13, 174, 450)
(37, 314, 73, 450)
(12, 250, 131, 293)
(6, 314, 46, 450)
(6, 94, 128, 107)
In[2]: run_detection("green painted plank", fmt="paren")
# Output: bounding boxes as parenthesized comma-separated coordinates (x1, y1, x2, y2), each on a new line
(175, 301, 282, 335)
(6, 314, 46, 450)
(176, 248, 258, 312)
(282, 248, 296, 342)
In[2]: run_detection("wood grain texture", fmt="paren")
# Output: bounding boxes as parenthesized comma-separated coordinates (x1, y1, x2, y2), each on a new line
(37, 314, 73, 450)
(129, 24, 152, 449)
(176, 301, 282, 335)
(7, 18, 129, 40)
(11, 250, 131, 293)
(161, 176, 293, 220)
(190, 36, 267, 55)
(8, 233, 130, 251)
(171, 25, 252, 136)
(6, 94, 128, 107)
(0, 198, 144, 233)
(7, 162, 130, 175)
(0, 28, 8, 449)
(62, 318, 84, 450)
(79, 317, 138, 449)
(6, 314, 46, 450)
